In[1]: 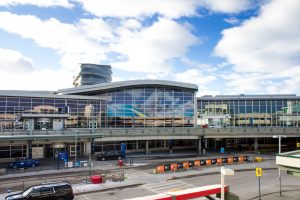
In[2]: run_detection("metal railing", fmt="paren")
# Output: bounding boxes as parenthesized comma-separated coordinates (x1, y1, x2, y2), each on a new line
(0, 168, 125, 194)
(0, 127, 299, 139)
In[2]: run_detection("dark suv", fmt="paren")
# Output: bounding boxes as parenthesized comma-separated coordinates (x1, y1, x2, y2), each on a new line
(5, 182, 74, 200)
(97, 150, 121, 161)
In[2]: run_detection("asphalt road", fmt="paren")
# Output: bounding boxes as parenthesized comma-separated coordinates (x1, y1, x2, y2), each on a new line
(75, 168, 300, 200)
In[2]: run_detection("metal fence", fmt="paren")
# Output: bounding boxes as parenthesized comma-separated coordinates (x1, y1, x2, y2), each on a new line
(0, 168, 125, 194)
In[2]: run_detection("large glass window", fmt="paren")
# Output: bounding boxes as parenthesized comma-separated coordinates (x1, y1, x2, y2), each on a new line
(103, 87, 195, 128)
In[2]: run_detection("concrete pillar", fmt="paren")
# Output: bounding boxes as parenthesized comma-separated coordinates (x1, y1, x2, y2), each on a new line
(84, 141, 91, 155)
(136, 140, 139, 150)
(27, 140, 32, 158)
(198, 139, 202, 155)
(254, 138, 258, 152)
(164, 140, 167, 148)
(146, 140, 149, 155)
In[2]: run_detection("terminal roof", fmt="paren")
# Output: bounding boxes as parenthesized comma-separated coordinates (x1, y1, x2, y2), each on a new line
(56, 79, 198, 95)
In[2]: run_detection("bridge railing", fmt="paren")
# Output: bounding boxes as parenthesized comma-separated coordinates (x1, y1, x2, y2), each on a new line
(0, 127, 299, 137)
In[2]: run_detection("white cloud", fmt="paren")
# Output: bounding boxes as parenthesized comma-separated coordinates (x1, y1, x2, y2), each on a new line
(0, 48, 34, 73)
(175, 68, 216, 85)
(0, 68, 73, 90)
(224, 17, 240, 25)
(0, 48, 73, 90)
(76, 0, 200, 19)
(174, 68, 218, 97)
(76, 0, 254, 19)
(214, 0, 300, 95)
(0, 12, 199, 75)
(111, 18, 199, 73)
(202, 0, 253, 13)
(0, 0, 73, 8)
(180, 57, 217, 72)
(0, 12, 107, 71)
(77, 18, 114, 42)
(221, 65, 300, 94)
(215, 0, 300, 73)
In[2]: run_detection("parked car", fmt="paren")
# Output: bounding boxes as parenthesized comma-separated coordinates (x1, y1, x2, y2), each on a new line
(8, 158, 39, 169)
(97, 150, 121, 161)
(5, 182, 74, 200)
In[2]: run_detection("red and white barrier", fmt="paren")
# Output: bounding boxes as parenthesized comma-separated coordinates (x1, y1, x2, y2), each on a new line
(125, 184, 229, 200)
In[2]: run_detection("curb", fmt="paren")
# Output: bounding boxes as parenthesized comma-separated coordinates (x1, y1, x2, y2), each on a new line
(74, 183, 144, 196)
(168, 167, 277, 180)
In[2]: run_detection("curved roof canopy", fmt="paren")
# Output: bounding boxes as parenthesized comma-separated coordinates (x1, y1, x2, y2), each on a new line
(57, 80, 198, 95)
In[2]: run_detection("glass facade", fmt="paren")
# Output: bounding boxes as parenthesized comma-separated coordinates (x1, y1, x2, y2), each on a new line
(197, 97, 300, 127)
(0, 145, 26, 158)
(0, 87, 195, 130)
(98, 87, 195, 128)
(0, 96, 105, 130)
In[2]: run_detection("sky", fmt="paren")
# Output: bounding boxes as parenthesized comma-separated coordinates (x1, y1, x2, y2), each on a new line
(0, 0, 299, 96)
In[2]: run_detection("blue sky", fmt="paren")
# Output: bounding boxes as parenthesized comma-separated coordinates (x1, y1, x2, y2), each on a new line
(0, 0, 299, 96)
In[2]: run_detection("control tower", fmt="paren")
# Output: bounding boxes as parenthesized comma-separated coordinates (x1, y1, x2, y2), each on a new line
(73, 64, 112, 87)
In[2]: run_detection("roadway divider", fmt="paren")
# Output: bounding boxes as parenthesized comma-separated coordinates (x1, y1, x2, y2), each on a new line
(124, 184, 229, 200)
(155, 155, 249, 174)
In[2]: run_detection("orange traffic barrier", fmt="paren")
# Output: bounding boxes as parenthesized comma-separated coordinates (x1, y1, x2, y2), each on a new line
(228, 157, 233, 164)
(155, 155, 250, 174)
(239, 156, 244, 162)
(183, 162, 189, 169)
(206, 159, 211, 165)
(157, 165, 165, 173)
(194, 160, 200, 167)
(170, 163, 177, 171)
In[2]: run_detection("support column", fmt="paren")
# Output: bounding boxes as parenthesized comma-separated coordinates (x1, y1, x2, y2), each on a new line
(203, 138, 207, 154)
(84, 141, 91, 155)
(198, 139, 202, 155)
(136, 140, 139, 150)
(27, 140, 32, 159)
(164, 140, 167, 148)
(254, 138, 258, 152)
(146, 140, 149, 155)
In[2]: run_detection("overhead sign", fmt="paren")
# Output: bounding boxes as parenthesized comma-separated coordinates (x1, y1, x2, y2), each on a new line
(256, 168, 263, 177)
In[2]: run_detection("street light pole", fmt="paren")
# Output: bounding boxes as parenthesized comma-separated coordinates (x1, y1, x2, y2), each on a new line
(75, 130, 78, 166)
(273, 135, 287, 196)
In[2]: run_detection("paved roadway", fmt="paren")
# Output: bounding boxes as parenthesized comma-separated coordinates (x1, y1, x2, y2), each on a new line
(75, 162, 300, 200)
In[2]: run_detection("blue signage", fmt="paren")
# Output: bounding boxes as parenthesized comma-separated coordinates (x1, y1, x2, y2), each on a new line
(58, 151, 68, 162)
(220, 148, 225, 154)
(121, 143, 126, 158)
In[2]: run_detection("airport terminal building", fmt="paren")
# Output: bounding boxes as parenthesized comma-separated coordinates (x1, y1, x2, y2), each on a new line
(0, 64, 299, 160)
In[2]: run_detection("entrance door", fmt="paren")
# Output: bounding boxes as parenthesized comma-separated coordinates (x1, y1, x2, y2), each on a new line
(69, 145, 80, 157)
(49, 148, 66, 158)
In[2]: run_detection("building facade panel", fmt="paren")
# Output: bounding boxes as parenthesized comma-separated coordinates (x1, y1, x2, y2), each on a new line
(197, 95, 300, 128)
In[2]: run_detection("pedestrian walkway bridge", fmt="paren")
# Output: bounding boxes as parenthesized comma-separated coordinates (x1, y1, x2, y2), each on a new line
(0, 127, 299, 142)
